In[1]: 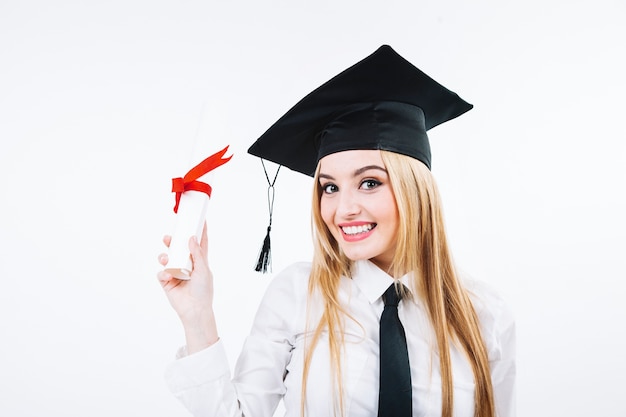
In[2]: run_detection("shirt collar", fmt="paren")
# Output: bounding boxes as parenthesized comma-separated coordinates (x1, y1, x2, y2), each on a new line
(351, 260, 413, 304)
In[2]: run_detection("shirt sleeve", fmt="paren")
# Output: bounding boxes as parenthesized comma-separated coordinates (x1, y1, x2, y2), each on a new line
(465, 279, 516, 417)
(164, 263, 309, 417)
(165, 340, 242, 416)
(464, 278, 517, 417)
(489, 298, 516, 417)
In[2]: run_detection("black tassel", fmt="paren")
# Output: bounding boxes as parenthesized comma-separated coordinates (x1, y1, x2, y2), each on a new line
(255, 160, 280, 273)
(255, 226, 272, 273)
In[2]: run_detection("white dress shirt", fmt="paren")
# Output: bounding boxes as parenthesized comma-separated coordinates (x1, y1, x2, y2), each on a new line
(165, 260, 516, 416)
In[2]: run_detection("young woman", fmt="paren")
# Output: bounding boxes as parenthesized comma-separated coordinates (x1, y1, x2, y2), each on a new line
(158, 45, 515, 417)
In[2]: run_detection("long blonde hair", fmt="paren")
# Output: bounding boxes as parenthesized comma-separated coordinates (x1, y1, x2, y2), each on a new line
(301, 150, 495, 417)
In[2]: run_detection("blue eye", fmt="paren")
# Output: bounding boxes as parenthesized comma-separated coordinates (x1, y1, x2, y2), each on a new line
(360, 179, 381, 190)
(322, 183, 338, 194)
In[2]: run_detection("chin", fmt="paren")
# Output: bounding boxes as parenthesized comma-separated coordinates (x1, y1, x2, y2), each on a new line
(339, 247, 374, 263)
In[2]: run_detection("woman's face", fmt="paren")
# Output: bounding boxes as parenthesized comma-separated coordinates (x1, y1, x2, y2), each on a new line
(318, 149, 399, 272)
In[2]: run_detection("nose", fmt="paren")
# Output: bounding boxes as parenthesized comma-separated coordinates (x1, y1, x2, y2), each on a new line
(336, 188, 361, 218)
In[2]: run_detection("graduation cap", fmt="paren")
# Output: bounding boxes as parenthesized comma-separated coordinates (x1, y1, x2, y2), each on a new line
(247, 45, 472, 272)
(248, 44, 473, 176)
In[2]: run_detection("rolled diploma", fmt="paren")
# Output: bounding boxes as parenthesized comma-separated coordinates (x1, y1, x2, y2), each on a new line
(165, 190, 209, 280)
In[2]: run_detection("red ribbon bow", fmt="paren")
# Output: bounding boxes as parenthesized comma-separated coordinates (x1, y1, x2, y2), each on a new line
(171, 145, 232, 213)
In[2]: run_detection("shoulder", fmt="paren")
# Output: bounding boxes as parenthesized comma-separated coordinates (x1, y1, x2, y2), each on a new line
(250, 262, 312, 339)
(463, 277, 516, 361)
(264, 262, 312, 298)
(256, 262, 312, 315)
(464, 278, 512, 320)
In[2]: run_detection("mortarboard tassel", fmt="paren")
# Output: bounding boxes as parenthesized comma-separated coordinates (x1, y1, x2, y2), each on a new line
(255, 160, 280, 273)
(255, 225, 272, 273)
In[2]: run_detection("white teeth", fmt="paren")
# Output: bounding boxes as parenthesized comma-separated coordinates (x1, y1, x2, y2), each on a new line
(341, 224, 374, 235)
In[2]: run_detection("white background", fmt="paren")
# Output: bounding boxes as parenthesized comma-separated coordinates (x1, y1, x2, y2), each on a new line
(1, 0, 625, 416)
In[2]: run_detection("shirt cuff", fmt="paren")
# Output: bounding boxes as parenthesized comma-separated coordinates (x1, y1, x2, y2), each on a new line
(165, 339, 231, 393)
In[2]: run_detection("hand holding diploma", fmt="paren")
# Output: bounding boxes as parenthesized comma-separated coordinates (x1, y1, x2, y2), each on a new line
(157, 144, 231, 353)
(158, 224, 219, 353)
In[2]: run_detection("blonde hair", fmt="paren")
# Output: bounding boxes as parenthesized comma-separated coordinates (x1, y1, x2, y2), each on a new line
(301, 150, 495, 417)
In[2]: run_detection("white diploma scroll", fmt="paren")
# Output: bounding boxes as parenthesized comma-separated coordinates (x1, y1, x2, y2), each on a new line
(165, 189, 209, 280)
(164, 102, 231, 280)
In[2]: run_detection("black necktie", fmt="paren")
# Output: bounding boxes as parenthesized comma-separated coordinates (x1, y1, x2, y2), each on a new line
(378, 284, 412, 417)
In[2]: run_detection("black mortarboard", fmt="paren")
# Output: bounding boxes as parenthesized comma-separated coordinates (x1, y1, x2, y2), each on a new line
(247, 45, 473, 272)
(248, 44, 473, 175)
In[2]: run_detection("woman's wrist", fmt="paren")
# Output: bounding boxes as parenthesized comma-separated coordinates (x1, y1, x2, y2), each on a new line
(181, 310, 219, 354)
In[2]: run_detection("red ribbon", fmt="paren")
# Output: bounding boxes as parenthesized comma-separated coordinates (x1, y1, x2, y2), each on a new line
(171, 145, 232, 213)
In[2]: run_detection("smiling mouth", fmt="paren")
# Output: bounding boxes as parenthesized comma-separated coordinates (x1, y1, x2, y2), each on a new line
(341, 223, 376, 235)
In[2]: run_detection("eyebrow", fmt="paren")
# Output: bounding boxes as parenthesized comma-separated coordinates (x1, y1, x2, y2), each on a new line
(319, 164, 388, 180)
